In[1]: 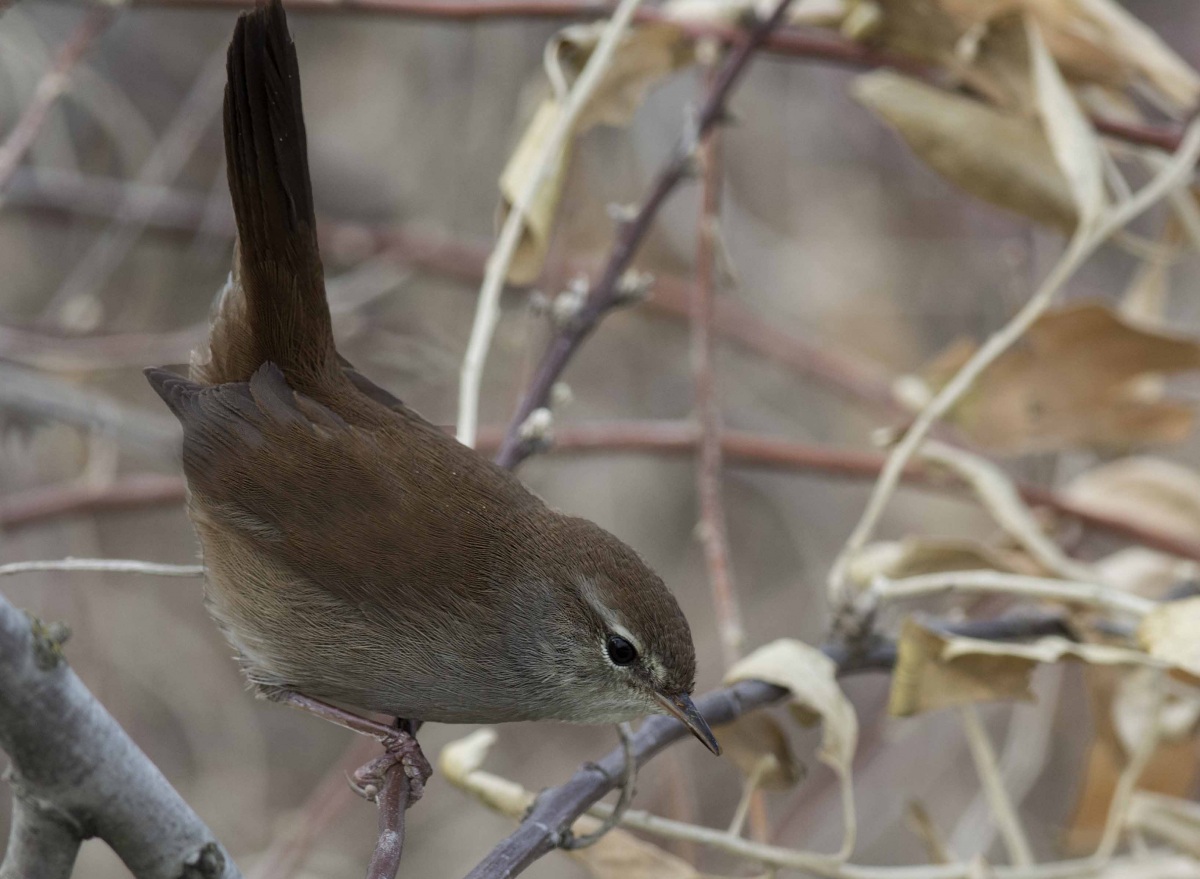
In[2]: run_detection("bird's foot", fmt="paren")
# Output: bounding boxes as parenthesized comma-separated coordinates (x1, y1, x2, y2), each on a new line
(350, 720, 432, 804)
(268, 691, 432, 805)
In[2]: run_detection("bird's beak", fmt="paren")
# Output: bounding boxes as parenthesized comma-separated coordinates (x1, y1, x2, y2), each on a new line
(654, 691, 721, 755)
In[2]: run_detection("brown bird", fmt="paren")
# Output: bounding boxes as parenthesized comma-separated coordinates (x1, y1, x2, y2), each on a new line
(145, 0, 720, 767)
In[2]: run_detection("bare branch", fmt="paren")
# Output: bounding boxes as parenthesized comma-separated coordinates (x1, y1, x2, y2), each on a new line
(493, 0, 801, 469)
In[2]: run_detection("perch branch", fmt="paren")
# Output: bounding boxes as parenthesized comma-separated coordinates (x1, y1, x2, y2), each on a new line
(0, 589, 242, 878)
(493, 0, 800, 468)
(463, 612, 1073, 879)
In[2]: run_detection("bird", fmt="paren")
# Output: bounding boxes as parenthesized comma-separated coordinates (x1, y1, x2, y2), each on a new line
(144, 0, 721, 769)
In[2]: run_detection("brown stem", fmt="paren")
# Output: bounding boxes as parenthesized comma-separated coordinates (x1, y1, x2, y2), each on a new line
(365, 766, 410, 879)
(7, 423, 1200, 564)
(690, 65, 743, 669)
(102, 0, 1185, 154)
(493, 0, 801, 468)
(0, 9, 114, 194)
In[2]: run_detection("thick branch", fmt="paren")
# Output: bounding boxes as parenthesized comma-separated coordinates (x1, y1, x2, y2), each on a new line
(0, 590, 242, 879)
(0, 793, 82, 879)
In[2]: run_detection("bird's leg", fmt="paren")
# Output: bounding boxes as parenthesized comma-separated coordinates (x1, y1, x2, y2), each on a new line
(270, 691, 432, 804)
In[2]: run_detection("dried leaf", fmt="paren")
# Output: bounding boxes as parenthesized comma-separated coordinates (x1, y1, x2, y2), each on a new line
(852, 71, 1076, 229)
(849, 537, 1041, 586)
(918, 302, 1200, 454)
(1113, 667, 1200, 754)
(1027, 17, 1105, 228)
(725, 639, 857, 857)
(725, 639, 857, 775)
(890, 619, 1182, 717)
(663, 0, 846, 27)
(1094, 548, 1196, 602)
(549, 23, 694, 132)
(498, 23, 693, 283)
(1066, 457, 1200, 550)
(498, 100, 573, 285)
(1138, 597, 1200, 684)
(721, 711, 805, 789)
(889, 619, 1036, 716)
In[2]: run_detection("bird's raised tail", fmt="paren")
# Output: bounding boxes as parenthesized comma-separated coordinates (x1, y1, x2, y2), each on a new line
(195, 0, 336, 388)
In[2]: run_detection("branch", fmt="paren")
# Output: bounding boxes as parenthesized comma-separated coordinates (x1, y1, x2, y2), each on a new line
(494, 0, 800, 468)
(7, 422, 1200, 565)
(690, 61, 743, 668)
(463, 612, 1070, 879)
(457, 0, 648, 447)
(0, 590, 242, 878)
(0, 9, 114, 195)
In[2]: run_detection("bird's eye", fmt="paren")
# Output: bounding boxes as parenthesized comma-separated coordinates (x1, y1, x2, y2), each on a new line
(606, 634, 638, 666)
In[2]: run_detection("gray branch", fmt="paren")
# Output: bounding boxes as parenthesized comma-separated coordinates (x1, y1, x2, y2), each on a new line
(0, 590, 242, 879)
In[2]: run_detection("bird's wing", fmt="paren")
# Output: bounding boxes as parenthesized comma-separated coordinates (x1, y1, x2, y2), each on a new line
(146, 362, 531, 607)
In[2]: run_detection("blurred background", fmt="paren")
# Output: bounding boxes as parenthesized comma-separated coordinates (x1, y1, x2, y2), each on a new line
(2, 1, 1199, 876)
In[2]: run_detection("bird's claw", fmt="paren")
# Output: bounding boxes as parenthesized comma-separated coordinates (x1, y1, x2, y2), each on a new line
(349, 729, 432, 805)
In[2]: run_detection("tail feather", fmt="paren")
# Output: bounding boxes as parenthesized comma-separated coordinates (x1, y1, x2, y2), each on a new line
(210, 0, 335, 387)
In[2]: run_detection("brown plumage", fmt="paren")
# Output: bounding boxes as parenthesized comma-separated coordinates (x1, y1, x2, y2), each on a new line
(146, 0, 718, 750)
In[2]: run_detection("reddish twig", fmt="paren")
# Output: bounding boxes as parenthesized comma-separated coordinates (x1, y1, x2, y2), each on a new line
(690, 66, 743, 668)
(8, 423, 1200, 563)
(0, 9, 114, 194)
(494, 0, 800, 469)
(0, 474, 185, 531)
(104, 0, 1185, 154)
(366, 766, 410, 879)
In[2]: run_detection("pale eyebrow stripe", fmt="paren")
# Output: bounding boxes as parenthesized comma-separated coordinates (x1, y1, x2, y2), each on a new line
(579, 578, 643, 653)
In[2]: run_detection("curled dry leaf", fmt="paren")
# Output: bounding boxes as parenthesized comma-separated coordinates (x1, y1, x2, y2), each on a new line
(720, 710, 805, 790)
(1026, 16, 1105, 229)
(1138, 597, 1200, 685)
(889, 618, 1185, 717)
(848, 537, 1042, 587)
(724, 639, 857, 856)
(915, 302, 1200, 454)
(862, 0, 1199, 114)
(1066, 457, 1200, 553)
(439, 729, 713, 879)
(499, 23, 694, 283)
(852, 71, 1076, 230)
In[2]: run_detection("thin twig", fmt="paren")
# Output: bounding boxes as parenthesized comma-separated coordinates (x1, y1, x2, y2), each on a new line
(8, 422, 1200, 566)
(0, 8, 113, 195)
(456, 0, 647, 447)
(827, 118, 1200, 614)
(1093, 673, 1165, 861)
(690, 57, 743, 669)
(958, 705, 1034, 867)
(82, 0, 1200, 158)
(0, 558, 204, 578)
(871, 570, 1156, 619)
(493, 0, 801, 469)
